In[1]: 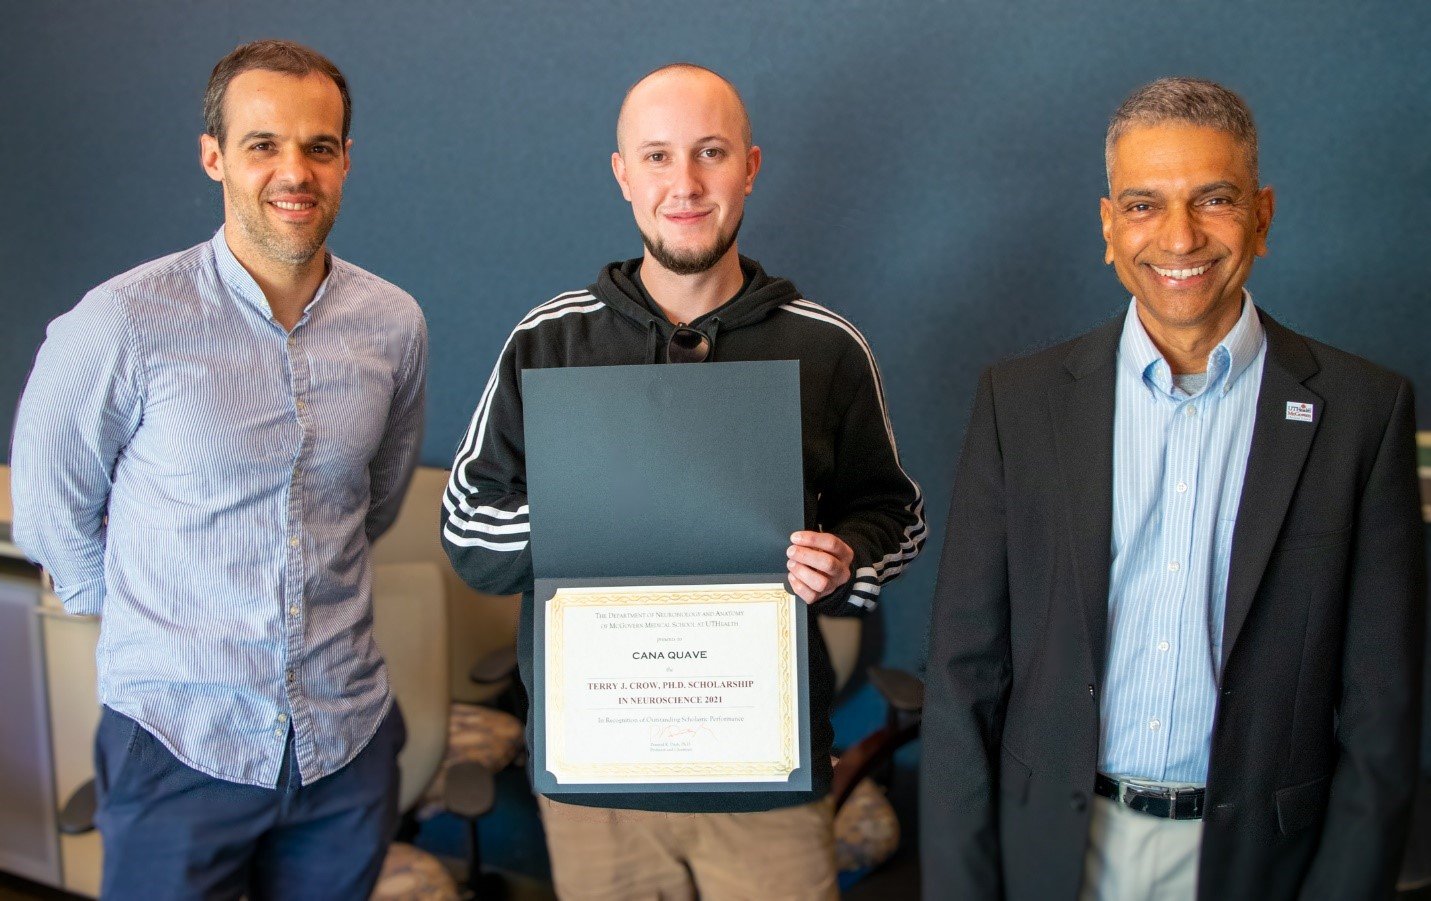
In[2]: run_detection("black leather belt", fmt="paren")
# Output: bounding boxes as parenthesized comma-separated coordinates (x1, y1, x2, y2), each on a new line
(1094, 773, 1205, 820)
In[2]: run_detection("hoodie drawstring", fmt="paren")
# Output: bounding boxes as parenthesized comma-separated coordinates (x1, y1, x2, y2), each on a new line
(646, 320, 661, 364)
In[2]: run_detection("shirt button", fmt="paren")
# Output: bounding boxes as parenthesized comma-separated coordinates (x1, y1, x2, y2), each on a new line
(289, 536, 300, 548)
(1185, 405, 1197, 417)
(1149, 719, 1162, 731)
(287, 669, 296, 683)
(1167, 561, 1181, 572)
(289, 605, 300, 617)
(273, 728, 284, 738)
(295, 399, 306, 411)
(277, 713, 288, 723)
(1175, 482, 1188, 493)
(1158, 640, 1170, 652)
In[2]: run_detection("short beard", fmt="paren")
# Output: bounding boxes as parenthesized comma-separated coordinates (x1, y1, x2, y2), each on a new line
(248, 221, 329, 267)
(640, 215, 742, 276)
(229, 180, 339, 268)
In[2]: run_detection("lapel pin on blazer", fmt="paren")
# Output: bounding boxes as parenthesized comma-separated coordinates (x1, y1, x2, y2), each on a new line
(1285, 401, 1315, 423)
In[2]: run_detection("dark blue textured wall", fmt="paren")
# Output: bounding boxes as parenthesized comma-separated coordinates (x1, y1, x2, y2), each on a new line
(4, 0, 1429, 852)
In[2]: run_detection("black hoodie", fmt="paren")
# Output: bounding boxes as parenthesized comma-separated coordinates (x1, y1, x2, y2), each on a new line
(443, 256, 925, 812)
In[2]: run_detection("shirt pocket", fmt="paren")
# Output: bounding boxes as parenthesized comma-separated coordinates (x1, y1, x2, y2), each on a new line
(1273, 524, 1354, 554)
(999, 744, 1034, 805)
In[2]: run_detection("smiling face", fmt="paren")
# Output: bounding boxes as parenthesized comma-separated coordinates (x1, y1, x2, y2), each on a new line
(1100, 122, 1274, 351)
(611, 68, 760, 277)
(200, 69, 350, 272)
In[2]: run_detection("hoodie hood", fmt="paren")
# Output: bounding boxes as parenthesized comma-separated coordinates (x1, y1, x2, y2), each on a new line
(591, 256, 801, 363)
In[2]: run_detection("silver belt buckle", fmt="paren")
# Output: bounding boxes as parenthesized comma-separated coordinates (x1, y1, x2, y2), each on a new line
(1120, 779, 1172, 804)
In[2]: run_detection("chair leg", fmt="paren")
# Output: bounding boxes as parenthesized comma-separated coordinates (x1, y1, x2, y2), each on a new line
(394, 808, 420, 844)
(462, 816, 509, 899)
(465, 816, 483, 894)
(878, 705, 899, 786)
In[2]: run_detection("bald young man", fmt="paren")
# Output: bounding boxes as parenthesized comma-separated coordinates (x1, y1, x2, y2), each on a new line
(443, 64, 924, 898)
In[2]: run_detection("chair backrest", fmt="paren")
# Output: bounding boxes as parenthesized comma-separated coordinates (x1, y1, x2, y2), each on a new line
(371, 561, 450, 812)
(820, 616, 862, 692)
(371, 467, 518, 704)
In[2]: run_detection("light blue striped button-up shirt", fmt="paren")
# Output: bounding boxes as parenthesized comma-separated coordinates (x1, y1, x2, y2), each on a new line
(11, 229, 427, 787)
(1098, 293, 1265, 784)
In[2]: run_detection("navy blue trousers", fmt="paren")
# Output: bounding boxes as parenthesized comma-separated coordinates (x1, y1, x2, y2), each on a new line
(93, 704, 405, 901)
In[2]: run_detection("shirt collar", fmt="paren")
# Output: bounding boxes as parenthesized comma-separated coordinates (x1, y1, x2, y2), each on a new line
(209, 227, 336, 324)
(1117, 289, 1265, 400)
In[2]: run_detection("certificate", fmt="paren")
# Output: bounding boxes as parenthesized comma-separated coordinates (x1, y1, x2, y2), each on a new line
(533, 573, 813, 795)
(544, 583, 799, 784)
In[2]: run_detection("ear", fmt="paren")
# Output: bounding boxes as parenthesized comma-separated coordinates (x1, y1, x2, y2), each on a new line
(1253, 185, 1275, 257)
(744, 144, 762, 195)
(200, 133, 224, 184)
(342, 137, 353, 179)
(1099, 196, 1115, 264)
(611, 150, 632, 202)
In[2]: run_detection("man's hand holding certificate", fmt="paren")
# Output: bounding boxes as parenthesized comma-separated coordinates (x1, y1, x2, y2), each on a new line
(786, 530, 856, 605)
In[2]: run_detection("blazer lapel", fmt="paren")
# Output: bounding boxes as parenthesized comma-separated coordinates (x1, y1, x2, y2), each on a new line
(1050, 318, 1121, 678)
(1221, 313, 1321, 670)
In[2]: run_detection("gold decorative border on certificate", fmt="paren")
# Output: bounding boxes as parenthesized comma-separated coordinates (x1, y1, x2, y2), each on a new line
(547, 584, 798, 782)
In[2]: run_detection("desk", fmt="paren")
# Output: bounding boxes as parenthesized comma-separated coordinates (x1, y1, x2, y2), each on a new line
(0, 553, 58, 886)
(0, 505, 102, 897)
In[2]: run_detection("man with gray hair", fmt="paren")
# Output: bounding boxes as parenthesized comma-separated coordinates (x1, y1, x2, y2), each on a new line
(12, 39, 425, 898)
(921, 76, 1423, 899)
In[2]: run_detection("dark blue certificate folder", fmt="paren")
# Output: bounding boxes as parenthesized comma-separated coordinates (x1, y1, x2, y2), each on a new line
(523, 361, 803, 579)
(523, 361, 812, 794)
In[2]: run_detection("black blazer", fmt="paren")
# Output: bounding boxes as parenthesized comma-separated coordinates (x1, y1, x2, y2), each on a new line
(920, 311, 1425, 900)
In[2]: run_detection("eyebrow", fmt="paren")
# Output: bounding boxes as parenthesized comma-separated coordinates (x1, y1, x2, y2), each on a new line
(1115, 188, 1158, 201)
(634, 135, 733, 151)
(1192, 180, 1241, 195)
(236, 130, 342, 147)
(1116, 180, 1244, 202)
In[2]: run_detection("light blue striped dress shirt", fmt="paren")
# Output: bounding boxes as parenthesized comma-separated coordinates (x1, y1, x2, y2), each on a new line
(11, 229, 427, 787)
(1098, 293, 1265, 784)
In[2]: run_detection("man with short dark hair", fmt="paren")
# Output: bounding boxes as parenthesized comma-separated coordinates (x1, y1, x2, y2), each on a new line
(12, 39, 426, 899)
(921, 77, 1424, 900)
(443, 63, 925, 898)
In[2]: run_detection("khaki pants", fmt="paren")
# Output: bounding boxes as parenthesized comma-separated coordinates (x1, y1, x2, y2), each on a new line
(1079, 793, 1204, 901)
(537, 795, 839, 900)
